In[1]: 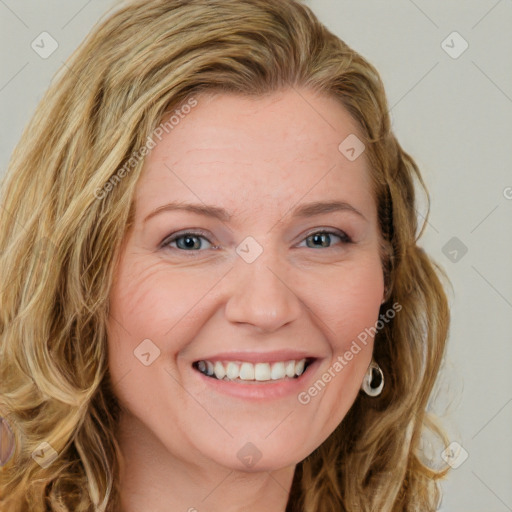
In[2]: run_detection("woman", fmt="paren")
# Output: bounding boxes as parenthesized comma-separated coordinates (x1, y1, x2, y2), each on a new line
(0, 0, 451, 510)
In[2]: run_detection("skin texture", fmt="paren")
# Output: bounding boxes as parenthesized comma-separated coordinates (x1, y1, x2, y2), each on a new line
(107, 88, 386, 512)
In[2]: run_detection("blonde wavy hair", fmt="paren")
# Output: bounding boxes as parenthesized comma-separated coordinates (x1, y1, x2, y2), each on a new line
(0, 0, 451, 510)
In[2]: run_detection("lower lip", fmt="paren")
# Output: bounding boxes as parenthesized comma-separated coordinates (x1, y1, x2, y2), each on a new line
(193, 359, 321, 400)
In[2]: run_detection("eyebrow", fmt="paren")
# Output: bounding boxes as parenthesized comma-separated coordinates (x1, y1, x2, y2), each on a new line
(143, 199, 367, 223)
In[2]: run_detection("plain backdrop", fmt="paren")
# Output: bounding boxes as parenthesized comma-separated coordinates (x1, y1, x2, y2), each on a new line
(1, 1, 512, 511)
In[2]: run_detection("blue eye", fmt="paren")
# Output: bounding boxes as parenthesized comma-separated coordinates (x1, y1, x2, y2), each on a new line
(162, 231, 214, 251)
(299, 230, 352, 249)
(161, 229, 352, 253)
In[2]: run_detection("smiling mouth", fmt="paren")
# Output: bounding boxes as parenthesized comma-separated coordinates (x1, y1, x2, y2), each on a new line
(193, 358, 315, 382)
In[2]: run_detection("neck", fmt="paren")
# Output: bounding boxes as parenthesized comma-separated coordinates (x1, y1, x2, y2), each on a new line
(117, 411, 296, 512)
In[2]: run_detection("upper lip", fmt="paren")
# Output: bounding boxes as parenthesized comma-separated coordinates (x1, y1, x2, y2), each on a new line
(193, 350, 319, 364)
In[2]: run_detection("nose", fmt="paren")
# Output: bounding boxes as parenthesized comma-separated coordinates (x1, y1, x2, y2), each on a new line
(224, 250, 302, 333)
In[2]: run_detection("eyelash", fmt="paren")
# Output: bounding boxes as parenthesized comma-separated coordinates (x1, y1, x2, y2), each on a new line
(160, 228, 353, 254)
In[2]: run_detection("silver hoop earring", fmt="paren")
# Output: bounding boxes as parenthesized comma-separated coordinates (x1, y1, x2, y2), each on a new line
(361, 360, 384, 397)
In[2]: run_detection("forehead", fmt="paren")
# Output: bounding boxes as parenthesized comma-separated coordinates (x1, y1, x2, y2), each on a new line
(135, 89, 376, 222)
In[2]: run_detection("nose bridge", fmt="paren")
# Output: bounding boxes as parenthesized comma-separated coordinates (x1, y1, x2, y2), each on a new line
(224, 240, 301, 331)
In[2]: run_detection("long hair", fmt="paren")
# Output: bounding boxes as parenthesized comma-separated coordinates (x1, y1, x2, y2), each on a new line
(0, 0, 451, 510)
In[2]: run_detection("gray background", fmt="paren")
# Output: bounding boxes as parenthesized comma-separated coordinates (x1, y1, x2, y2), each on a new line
(1, 1, 511, 510)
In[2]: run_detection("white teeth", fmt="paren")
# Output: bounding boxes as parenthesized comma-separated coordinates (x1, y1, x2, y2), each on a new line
(254, 363, 271, 381)
(195, 358, 309, 382)
(271, 362, 286, 380)
(239, 362, 255, 380)
(214, 361, 226, 380)
(285, 360, 296, 378)
(295, 359, 305, 376)
(226, 361, 239, 379)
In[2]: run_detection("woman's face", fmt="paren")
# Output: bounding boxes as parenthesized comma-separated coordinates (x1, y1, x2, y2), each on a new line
(107, 88, 385, 472)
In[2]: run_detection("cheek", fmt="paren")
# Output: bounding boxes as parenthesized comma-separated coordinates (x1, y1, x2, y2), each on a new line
(303, 256, 385, 352)
(106, 257, 221, 379)
(295, 259, 384, 436)
(107, 259, 170, 374)
(106, 261, 196, 418)
(109, 256, 203, 337)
